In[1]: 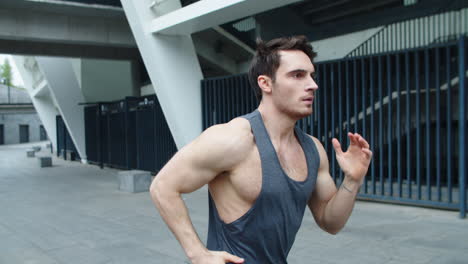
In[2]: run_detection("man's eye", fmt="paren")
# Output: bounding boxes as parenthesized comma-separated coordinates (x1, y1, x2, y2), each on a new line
(294, 73, 303, 78)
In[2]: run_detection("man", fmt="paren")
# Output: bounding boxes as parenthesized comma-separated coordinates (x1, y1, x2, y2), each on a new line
(150, 35, 372, 264)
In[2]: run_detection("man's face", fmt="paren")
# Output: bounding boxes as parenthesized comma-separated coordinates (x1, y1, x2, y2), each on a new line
(269, 50, 318, 119)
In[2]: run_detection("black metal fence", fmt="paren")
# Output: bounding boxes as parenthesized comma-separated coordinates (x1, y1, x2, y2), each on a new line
(201, 37, 468, 218)
(347, 8, 468, 58)
(84, 95, 177, 173)
(56, 115, 79, 160)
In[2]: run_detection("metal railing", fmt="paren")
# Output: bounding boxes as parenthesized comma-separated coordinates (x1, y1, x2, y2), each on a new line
(56, 115, 79, 160)
(347, 8, 468, 58)
(84, 95, 177, 173)
(201, 37, 467, 218)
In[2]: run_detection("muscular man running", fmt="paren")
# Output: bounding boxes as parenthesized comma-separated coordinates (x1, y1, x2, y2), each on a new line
(150, 35, 373, 264)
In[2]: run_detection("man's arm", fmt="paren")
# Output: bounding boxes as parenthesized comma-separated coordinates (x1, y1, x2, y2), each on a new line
(150, 120, 249, 264)
(308, 133, 372, 235)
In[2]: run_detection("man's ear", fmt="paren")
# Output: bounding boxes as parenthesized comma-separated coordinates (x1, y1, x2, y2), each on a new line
(257, 75, 272, 95)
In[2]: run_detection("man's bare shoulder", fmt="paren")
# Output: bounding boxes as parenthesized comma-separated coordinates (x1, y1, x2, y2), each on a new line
(191, 117, 254, 170)
(201, 117, 253, 150)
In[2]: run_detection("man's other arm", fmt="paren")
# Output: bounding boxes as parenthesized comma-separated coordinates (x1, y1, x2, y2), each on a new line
(308, 133, 372, 234)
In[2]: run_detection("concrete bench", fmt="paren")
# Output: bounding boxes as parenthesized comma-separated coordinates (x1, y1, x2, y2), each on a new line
(117, 170, 152, 193)
(32, 146, 41, 152)
(26, 149, 35, 157)
(37, 156, 52, 167)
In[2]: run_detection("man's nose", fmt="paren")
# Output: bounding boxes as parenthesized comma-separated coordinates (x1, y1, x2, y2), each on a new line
(306, 76, 319, 91)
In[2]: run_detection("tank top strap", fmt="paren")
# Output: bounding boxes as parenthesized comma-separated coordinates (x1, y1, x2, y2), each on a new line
(240, 109, 279, 187)
(240, 109, 271, 149)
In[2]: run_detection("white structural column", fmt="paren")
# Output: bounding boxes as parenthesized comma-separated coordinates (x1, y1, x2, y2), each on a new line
(121, 0, 301, 148)
(35, 56, 87, 162)
(12, 56, 60, 150)
(121, 0, 203, 149)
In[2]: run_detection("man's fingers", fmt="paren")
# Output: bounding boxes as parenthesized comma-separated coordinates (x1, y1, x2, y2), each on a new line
(348, 132, 358, 145)
(358, 135, 370, 149)
(362, 148, 373, 158)
(332, 138, 344, 155)
(221, 252, 244, 263)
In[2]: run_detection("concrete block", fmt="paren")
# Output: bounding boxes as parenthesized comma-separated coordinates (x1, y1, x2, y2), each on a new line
(117, 170, 152, 193)
(38, 156, 52, 167)
(26, 149, 35, 157)
(66, 150, 76, 161)
(32, 146, 41, 152)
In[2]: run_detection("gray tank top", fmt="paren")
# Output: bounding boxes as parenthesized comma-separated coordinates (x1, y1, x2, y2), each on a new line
(207, 109, 320, 263)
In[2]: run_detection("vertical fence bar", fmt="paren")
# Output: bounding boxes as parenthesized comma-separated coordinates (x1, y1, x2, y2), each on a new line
(324, 64, 329, 156)
(311, 71, 315, 136)
(208, 80, 213, 126)
(446, 46, 453, 203)
(317, 66, 321, 143)
(378, 56, 384, 195)
(222, 79, 228, 123)
(370, 57, 376, 194)
(424, 48, 431, 201)
(387, 54, 393, 197)
(458, 37, 466, 218)
(415, 51, 422, 200)
(331, 63, 336, 180)
(435, 48, 441, 201)
(421, 17, 428, 46)
(345, 60, 350, 184)
(405, 52, 412, 198)
(396, 54, 402, 197)
(212, 80, 217, 124)
(228, 78, 233, 120)
(353, 59, 358, 132)
(386, 22, 389, 52)
(346, 60, 350, 148)
(98, 103, 103, 169)
(338, 61, 344, 182)
(235, 77, 240, 117)
(361, 58, 368, 193)
(201, 81, 207, 129)
(418, 18, 421, 49)
(399, 22, 403, 51)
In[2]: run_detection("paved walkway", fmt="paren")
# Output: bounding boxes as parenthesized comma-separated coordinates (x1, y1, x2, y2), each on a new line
(1, 142, 467, 264)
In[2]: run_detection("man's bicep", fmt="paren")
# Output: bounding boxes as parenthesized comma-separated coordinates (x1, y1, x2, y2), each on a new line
(308, 137, 337, 226)
(155, 125, 240, 194)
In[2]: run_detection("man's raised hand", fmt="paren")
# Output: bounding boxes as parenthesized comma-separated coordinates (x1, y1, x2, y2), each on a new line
(331, 132, 372, 184)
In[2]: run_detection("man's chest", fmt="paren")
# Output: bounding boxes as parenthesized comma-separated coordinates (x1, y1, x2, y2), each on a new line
(229, 145, 308, 202)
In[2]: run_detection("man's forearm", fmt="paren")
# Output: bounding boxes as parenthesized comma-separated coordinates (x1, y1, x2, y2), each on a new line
(150, 185, 207, 260)
(322, 176, 361, 234)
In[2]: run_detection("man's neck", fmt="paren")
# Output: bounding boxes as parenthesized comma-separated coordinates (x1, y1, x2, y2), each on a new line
(257, 102, 297, 145)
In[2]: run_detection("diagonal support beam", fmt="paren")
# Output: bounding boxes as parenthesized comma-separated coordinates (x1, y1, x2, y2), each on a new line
(149, 0, 302, 35)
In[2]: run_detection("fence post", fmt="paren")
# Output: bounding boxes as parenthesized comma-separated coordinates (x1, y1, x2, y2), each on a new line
(459, 37, 466, 219)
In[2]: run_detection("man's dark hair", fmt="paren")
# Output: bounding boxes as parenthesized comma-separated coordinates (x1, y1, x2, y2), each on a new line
(248, 35, 317, 100)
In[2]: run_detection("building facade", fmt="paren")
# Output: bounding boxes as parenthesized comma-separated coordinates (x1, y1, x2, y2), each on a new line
(0, 84, 47, 145)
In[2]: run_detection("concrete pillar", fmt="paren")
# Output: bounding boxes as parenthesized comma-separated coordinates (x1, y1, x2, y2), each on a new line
(35, 56, 87, 162)
(11, 56, 60, 150)
(121, 0, 302, 148)
(121, 0, 203, 149)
